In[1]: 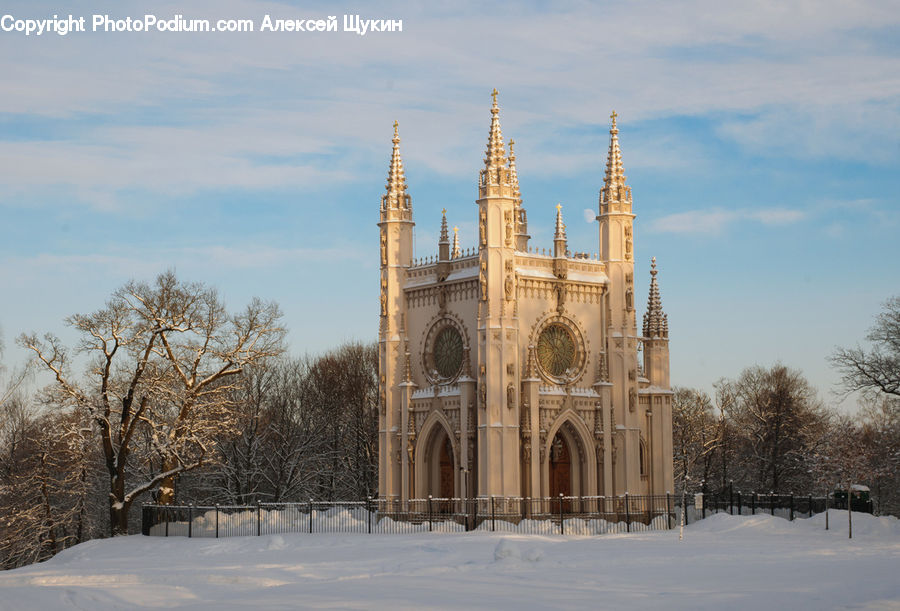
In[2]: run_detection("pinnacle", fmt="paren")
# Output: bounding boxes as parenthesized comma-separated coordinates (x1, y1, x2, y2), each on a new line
(508, 139, 521, 203)
(439, 208, 449, 243)
(643, 257, 668, 338)
(600, 110, 631, 205)
(484, 88, 506, 170)
(451, 226, 461, 258)
(384, 120, 409, 210)
(554, 203, 567, 241)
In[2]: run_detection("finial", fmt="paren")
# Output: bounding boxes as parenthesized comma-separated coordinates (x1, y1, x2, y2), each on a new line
(439, 208, 449, 244)
(651, 256, 657, 275)
(442, 208, 446, 215)
(556, 203, 562, 212)
(491, 88, 498, 106)
(554, 203, 567, 245)
(610, 110, 617, 128)
(451, 226, 461, 258)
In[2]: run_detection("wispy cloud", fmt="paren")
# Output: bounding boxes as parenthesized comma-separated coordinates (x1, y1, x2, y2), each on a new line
(648, 207, 807, 234)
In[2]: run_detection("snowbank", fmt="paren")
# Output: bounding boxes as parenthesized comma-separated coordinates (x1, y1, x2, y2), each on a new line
(1, 511, 897, 610)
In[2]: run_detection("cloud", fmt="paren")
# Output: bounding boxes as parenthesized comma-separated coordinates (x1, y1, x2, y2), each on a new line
(1, 0, 899, 208)
(648, 207, 807, 234)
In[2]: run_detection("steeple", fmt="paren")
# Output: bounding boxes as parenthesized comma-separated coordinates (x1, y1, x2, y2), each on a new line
(600, 111, 632, 207)
(439, 208, 450, 260)
(479, 89, 514, 197)
(642, 257, 668, 338)
(382, 120, 411, 218)
(484, 88, 506, 170)
(553, 203, 567, 257)
(451, 226, 461, 258)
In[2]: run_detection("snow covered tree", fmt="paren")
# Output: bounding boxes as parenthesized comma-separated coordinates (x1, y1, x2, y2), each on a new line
(671, 387, 720, 494)
(720, 364, 829, 494)
(831, 295, 900, 398)
(19, 271, 285, 535)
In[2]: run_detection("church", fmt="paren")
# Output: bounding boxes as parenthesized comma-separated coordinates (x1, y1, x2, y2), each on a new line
(377, 91, 673, 505)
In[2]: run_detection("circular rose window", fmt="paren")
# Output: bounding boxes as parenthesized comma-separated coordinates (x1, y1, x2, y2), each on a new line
(537, 323, 577, 378)
(433, 326, 464, 379)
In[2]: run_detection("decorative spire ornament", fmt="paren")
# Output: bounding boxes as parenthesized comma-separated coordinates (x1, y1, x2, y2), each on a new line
(600, 110, 631, 205)
(642, 257, 668, 338)
(440, 208, 449, 242)
(508, 139, 521, 203)
(554, 203, 566, 241)
(451, 226, 461, 258)
(382, 120, 411, 214)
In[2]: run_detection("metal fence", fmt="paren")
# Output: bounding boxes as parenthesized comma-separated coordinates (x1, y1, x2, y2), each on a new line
(142, 494, 675, 537)
(143, 491, 862, 538)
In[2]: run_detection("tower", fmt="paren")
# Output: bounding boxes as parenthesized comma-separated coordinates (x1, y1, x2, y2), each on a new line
(378, 121, 414, 505)
(475, 89, 522, 497)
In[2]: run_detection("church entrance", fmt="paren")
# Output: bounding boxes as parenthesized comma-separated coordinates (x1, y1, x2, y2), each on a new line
(549, 432, 572, 510)
(439, 437, 454, 499)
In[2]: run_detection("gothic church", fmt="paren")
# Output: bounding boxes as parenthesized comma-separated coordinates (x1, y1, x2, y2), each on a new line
(378, 91, 673, 504)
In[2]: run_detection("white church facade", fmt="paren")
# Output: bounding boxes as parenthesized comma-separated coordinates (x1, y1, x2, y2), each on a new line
(377, 91, 673, 504)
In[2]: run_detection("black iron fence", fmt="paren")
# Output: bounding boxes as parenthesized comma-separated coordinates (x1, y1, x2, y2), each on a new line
(142, 494, 675, 537)
(142, 491, 865, 538)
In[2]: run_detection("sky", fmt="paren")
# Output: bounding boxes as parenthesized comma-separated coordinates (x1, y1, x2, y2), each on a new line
(0, 1, 898, 412)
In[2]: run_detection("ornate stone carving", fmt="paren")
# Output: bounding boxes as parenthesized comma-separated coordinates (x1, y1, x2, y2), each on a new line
(380, 231, 387, 265)
(479, 209, 486, 247)
(506, 383, 515, 410)
(479, 260, 487, 301)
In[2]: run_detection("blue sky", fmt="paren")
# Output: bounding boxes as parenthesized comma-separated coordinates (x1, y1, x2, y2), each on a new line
(1, 1, 898, 411)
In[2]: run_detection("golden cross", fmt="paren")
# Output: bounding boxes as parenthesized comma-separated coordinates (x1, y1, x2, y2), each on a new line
(556, 203, 562, 212)
(610, 110, 617, 124)
(491, 88, 498, 104)
(442, 208, 446, 215)
(393, 120, 399, 136)
(453, 226, 459, 233)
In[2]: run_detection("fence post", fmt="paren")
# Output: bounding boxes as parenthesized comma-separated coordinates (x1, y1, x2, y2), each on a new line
(559, 494, 564, 535)
(427, 495, 433, 532)
(684, 495, 689, 526)
(790, 494, 795, 521)
(367, 497, 372, 534)
(729, 481, 734, 515)
(770, 493, 775, 516)
(752, 492, 756, 515)
(188, 505, 193, 538)
(256, 502, 261, 536)
(666, 493, 672, 529)
(491, 496, 496, 532)
(808, 495, 813, 518)
(625, 493, 630, 533)
(165, 507, 169, 537)
(737, 492, 742, 516)
(308, 499, 313, 534)
(215, 504, 219, 538)
(825, 493, 829, 530)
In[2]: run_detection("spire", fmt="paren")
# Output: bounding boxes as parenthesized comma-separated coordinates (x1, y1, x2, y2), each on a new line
(484, 88, 506, 170)
(600, 110, 632, 206)
(554, 203, 566, 241)
(382, 120, 410, 214)
(553, 203, 568, 258)
(439, 208, 449, 243)
(508, 139, 521, 203)
(642, 257, 668, 338)
(451, 226, 461, 258)
(438, 208, 450, 260)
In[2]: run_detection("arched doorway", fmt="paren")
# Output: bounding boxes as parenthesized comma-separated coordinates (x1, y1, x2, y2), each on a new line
(549, 432, 572, 503)
(438, 437, 454, 499)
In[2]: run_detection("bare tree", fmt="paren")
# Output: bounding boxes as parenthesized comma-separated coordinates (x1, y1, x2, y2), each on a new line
(19, 270, 284, 535)
(671, 387, 720, 495)
(831, 295, 900, 398)
(722, 364, 829, 494)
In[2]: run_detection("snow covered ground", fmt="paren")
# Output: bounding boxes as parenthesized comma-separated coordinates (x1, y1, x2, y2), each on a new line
(1, 510, 898, 610)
